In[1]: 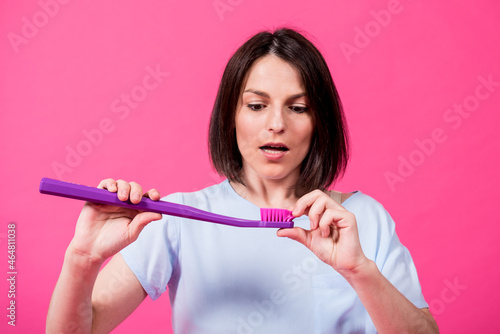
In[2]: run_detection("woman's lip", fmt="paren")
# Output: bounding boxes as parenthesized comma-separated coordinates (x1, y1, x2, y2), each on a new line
(260, 147, 288, 161)
(261, 142, 289, 150)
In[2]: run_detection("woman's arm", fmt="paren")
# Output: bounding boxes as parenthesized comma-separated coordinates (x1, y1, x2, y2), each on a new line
(47, 251, 147, 333)
(343, 259, 438, 333)
(277, 190, 438, 334)
(46, 179, 162, 333)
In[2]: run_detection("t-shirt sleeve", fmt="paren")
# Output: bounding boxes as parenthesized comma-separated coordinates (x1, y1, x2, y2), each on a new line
(120, 193, 181, 300)
(373, 204, 429, 309)
(353, 194, 429, 309)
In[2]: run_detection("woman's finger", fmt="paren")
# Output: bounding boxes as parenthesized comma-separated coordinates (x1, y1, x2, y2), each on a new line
(98, 178, 117, 191)
(276, 227, 308, 246)
(294, 190, 344, 230)
(128, 211, 163, 241)
(128, 181, 143, 204)
(115, 179, 131, 201)
(144, 188, 161, 201)
(292, 189, 323, 216)
(318, 208, 337, 237)
(306, 197, 328, 230)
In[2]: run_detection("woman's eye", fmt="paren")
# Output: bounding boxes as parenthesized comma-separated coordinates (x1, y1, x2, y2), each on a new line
(289, 106, 309, 113)
(247, 104, 266, 111)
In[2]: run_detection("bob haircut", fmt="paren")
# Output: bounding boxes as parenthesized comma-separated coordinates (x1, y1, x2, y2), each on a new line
(209, 28, 349, 195)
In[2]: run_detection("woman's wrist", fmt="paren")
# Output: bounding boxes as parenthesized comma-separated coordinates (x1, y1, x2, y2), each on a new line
(65, 243, 105, 274)
(338, 258, 379, 287)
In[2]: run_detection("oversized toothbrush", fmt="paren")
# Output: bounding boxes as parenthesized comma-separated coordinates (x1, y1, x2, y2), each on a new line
(39, 178, 295, 228)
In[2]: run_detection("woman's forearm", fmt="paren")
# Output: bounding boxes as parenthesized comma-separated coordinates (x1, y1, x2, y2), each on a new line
(343, 260, 439, 334)
(46, 245, 104, 334)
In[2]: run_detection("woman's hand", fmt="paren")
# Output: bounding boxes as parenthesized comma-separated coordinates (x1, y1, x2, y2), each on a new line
(277, 190, 370, 276)
(68, 178, 163, 264)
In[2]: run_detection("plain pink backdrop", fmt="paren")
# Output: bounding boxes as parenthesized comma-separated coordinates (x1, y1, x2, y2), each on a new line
(1, 0, 499, 333)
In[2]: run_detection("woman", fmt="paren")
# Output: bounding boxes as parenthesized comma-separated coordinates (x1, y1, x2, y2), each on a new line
(47, 28, 439, 333)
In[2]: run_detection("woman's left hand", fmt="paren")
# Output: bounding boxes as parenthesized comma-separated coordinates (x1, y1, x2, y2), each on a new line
(277, 190, 370, 276)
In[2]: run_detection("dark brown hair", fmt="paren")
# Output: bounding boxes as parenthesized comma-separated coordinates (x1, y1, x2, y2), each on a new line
(208, 28, 349, 195)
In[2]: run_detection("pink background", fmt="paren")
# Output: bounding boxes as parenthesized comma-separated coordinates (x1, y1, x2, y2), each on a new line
(1, 0, 499, 332)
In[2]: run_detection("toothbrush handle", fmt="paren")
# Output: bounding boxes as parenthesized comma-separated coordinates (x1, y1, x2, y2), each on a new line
(39, 178, 293, 228)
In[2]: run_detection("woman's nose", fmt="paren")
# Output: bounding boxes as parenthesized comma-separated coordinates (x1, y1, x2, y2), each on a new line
(267, 106, 285, 133)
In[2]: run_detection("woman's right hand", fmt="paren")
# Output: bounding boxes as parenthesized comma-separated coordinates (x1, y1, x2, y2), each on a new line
(67, 178, 163, 264)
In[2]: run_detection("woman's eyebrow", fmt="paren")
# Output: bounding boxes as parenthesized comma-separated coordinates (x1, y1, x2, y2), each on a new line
(243, 90, 306, 100)
(243, 89, 269, 98)
(288, 92, 306, 100)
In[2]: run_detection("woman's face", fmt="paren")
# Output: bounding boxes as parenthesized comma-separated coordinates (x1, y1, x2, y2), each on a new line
(235, 54, 314, 184)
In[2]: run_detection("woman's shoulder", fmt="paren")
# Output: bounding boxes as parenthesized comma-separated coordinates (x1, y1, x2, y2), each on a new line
(328, 190, 364, 205)
(326, 190, 371, 205)
(339, 191, 397, 233)
(332, 190, 390, 216)
(328, 190, 369, 205)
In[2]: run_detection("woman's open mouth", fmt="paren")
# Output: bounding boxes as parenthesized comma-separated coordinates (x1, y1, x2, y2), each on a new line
(259, 143, 289, 160)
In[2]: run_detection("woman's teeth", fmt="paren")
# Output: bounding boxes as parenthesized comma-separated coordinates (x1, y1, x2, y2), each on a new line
(261, 146, 288, 154)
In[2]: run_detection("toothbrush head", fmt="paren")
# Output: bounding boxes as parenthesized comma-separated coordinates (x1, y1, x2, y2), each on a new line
(260, 208, 295, 227)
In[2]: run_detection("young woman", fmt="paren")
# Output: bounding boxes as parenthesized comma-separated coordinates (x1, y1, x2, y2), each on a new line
(47, 28, 439, 333)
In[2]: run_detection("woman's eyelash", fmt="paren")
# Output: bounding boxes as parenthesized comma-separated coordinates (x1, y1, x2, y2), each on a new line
(247, 104, 266, 111)
(246, 104, 308, 113)
(289, 106, 308, 113)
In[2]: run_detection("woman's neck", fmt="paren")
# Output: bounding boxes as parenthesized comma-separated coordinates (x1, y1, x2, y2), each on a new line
(230, 174, 300, 209)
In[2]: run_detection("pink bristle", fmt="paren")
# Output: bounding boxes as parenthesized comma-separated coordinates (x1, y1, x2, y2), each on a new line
(260, 208, 294, 222)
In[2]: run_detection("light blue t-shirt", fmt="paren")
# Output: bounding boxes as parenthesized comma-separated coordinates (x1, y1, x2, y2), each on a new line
(121, 180, 428, 333)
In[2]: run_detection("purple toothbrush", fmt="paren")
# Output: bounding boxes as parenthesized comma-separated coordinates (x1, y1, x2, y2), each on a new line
(39, 178, 295, 228)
